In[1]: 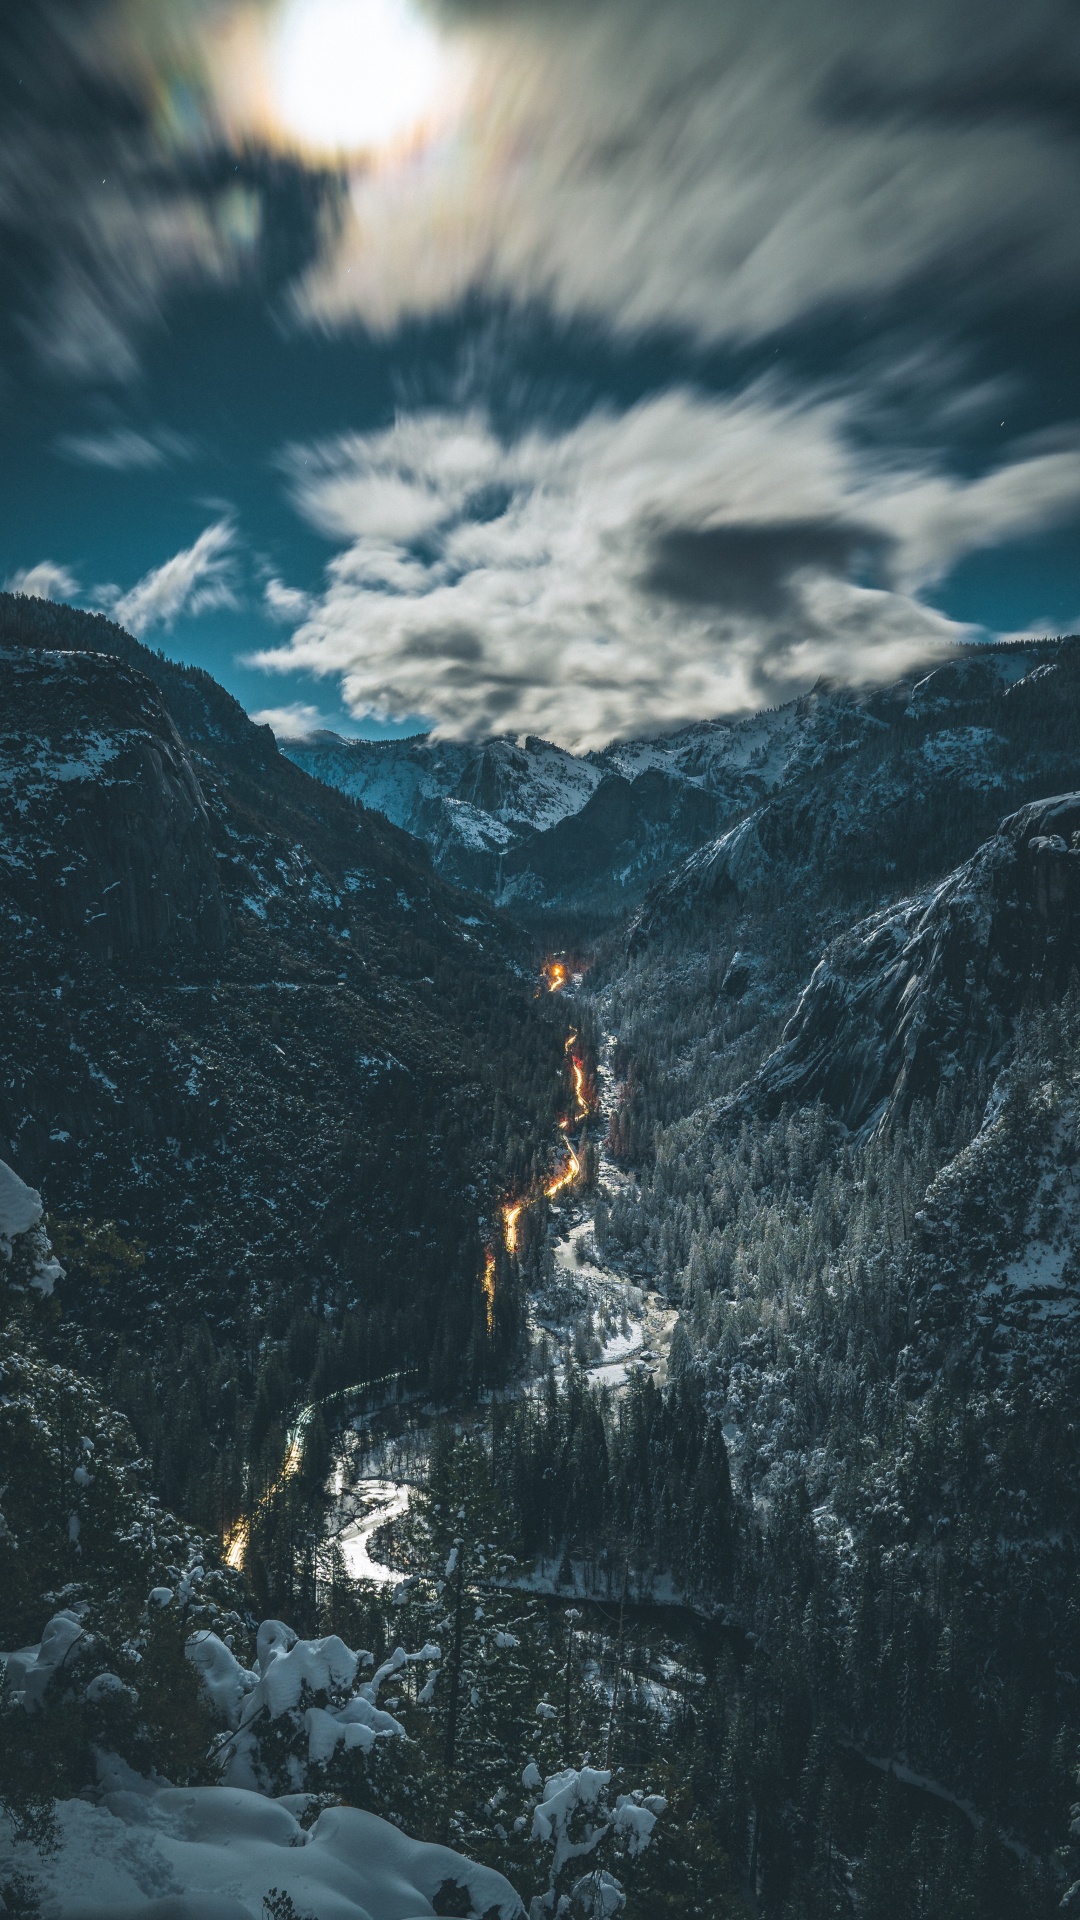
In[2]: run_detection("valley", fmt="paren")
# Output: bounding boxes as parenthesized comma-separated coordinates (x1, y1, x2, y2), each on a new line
(5, 599, 1080, 1919)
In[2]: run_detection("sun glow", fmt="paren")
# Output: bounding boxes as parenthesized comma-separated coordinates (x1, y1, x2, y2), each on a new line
(271, 0, 447, 157)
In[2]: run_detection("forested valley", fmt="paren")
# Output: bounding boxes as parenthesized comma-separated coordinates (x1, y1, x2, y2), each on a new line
(5, 605, 1080, 1917)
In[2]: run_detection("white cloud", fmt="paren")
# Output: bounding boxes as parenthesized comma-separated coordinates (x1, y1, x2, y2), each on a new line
(251, 388, 1080, 749)
(5, 561, 81, 602)
(55, 426, 195, 470)
(249, 701, 334, 737)
(291, 0, 1080, 346)
(263, 576, 314, 622)
(105, 520, 238, 635)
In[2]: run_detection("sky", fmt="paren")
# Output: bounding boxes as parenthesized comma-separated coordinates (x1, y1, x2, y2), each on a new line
(1, 0, 1079, 751)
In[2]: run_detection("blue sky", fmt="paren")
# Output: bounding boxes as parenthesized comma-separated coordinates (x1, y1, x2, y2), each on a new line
(2, 0, 1079, 749)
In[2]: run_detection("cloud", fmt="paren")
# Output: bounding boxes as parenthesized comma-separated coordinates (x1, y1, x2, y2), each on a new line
(263, 576, 314, 622)
(5, 562, 81, 602)
(0, 4, 264, 381)
(3, 0, 1079, 386)
(293, 0, 1080, 346)
(104, 520, 238, 635)
(249, 387, 1080, 749)
(55, 426, 195, 470)
(249, 701, 334, 737)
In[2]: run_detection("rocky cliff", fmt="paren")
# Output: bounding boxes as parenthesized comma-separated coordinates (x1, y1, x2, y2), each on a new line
(0, 596, 557, 1396)
(739, 793, 1080, 1132)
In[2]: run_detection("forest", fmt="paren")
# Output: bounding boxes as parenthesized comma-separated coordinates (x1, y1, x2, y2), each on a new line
(5, 611, 1080, 1916)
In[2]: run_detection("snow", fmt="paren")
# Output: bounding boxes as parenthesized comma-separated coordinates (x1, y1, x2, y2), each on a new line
(612, 1796, 664, 1853)
(282, 731, 603, 853)
(336, 1479, 414, 1584)
(977, 1105, 1080, 1320)
(0, 729, 120, 802)
(184, 1615, 440, 1790)
(0, 1160, 63, 1292)
(8, 1788, 524, 1919)
(253, 1622, 359, 1719)
(532, 1766, 611, 1866)
(2, 1609, 87, 1709)
(0, 1156, 43, 1244)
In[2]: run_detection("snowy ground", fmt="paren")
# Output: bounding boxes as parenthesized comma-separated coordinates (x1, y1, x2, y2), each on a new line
(8, 1787, 522, 1919)
(333, 1477, 414, 1585)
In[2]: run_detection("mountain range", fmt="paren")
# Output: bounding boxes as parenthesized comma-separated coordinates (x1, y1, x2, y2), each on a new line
(6, 596, 1080, 1918)
(284, 638, 1076, 919)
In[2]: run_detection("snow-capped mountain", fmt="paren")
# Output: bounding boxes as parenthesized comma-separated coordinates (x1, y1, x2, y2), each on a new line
(284, 639, 1072, 915)
(628, 638, 1080, 944)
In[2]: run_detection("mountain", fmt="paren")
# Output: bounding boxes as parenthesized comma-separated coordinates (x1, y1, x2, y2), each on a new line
(737, 791, 1080, 1133)
(10, 591, 1080, 1918)
(0, 592, 564, 1526)
(628, 637, 1080, 946)
(572, 753, 1080, 1902)
(284, 727, 738, 915)
(284, 639, 1073, 918)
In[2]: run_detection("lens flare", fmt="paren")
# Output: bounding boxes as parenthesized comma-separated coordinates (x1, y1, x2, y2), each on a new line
(272, 0, 445, 156)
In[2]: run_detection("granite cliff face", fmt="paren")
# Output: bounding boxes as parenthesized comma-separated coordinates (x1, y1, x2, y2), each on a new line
(1, 645, 228, 962)
(740, 793, 1080, 1132)
(0, 597, 556, 1390)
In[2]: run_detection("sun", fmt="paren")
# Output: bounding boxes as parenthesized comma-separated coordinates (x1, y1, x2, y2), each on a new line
(270, 0, 446, 157)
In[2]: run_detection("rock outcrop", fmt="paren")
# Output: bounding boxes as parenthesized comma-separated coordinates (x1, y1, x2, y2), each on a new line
(1, 646, 229, 961)
(738, 793, 1080, 1132)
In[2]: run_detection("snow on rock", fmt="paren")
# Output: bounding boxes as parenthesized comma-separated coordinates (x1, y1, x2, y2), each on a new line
(0, 1156, 64, 1294)
(283, 731, 602, 857)
(733, 792, 1080, 1133)
(9, 1786, 524, 1919)
(3, 1615, 504, 1916)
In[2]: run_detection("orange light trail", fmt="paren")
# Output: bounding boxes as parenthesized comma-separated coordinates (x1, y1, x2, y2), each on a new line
(565, 1029, 589, 1121)
(543, 960, 568, 993)
(502, 1200, 524, 1254)
(482, 1247, 496, 1333)
(222, 1403, 315, 1571)
(544, 1136, 581, 1200)
(483, 1016, 590, 1332)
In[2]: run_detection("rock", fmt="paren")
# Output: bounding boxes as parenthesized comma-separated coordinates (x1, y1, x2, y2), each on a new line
(735, 793, 1080, 1133)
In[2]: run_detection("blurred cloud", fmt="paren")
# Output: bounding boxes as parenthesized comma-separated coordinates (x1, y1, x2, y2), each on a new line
(263, 576, 313, 621)
(295, 0, 1080, 344)
(250, 389, 1080, 748)
(249, 700, 333, 736)
(55, 426, 196, 469)
(2, 0, 1079, 379)
(103, 519, 238, 634)
(5, 561, 81, 602)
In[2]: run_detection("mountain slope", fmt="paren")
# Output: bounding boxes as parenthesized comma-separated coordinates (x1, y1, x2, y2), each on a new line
(286, 638, 1076, 918)
(628, 638, 1080, 947)
(0, 594, 566, 1529)
(730, 793, 1080, 1133)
